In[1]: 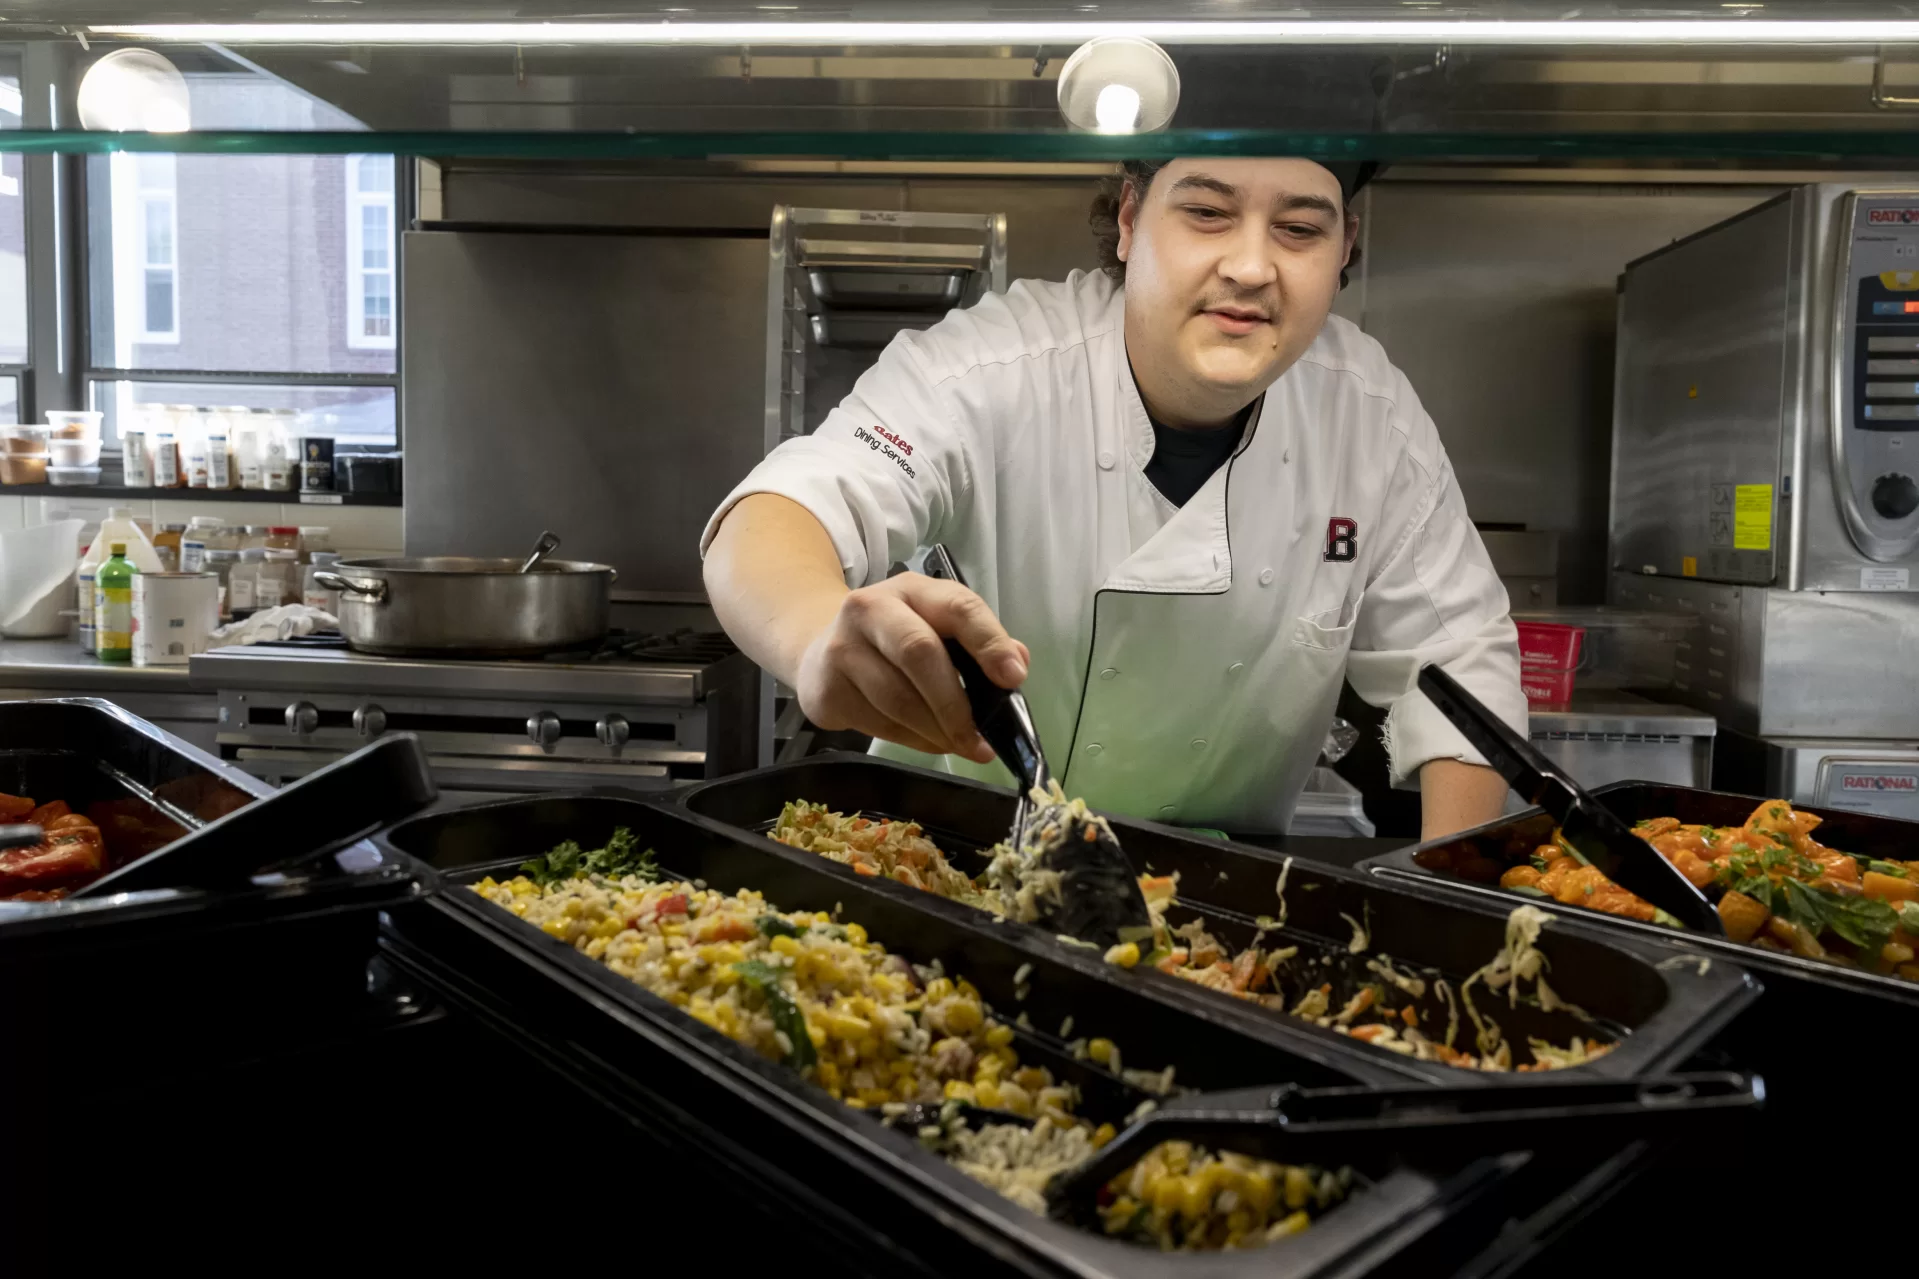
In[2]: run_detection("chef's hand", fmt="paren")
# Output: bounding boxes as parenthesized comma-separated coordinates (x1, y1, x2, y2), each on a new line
(795, 573, 1030, 764)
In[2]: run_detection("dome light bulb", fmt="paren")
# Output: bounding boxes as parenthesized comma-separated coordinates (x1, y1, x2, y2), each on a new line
(1093, 83, 1142, 133)
(77, 49, 191, 133)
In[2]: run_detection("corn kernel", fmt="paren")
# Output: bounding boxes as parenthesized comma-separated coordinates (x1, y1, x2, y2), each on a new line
(943, 1080, 976, 1102)
(1180, 1174, 1213, 1220)
(540, 920, 568, 939)
(1103, 941, 1140, 968)
(858, 1087, 892, 1106)
(823, 1011, 871, 1041)
(973, 1055, 1003, 1081)
(1151, 1174, 1182, 1214)
(1092, 1123, 1117, 1148)
(1267, 1210, 1311, 1241)
(889, 1058, 916, 1078)
(1087, 1038, 1115, 1065)
(816, 1061, 840, 1090)
(844, 922, 868, 946)
(855, 1035, 881, 1061)
(925, 977, 954, 1001)
(974, 1081, 1002, 1109)
(769, 934, 803, 958)
(991, 1044, 1018, 1067)
(1013, 1066, 1047, 1092)
(893, 1075, 918, 1100)
(1241, 1169, 1277, 1214)
(996, 1083, 1032, 1116)
(983, 1024, 1015, 1049)
(941, 998, 982, 1034)
(1283, 1166, 1313, 1211)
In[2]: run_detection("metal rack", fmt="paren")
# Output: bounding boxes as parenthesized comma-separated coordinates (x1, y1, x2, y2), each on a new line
(760, 206, 1009, 759)
(764, 206, 1009, 452)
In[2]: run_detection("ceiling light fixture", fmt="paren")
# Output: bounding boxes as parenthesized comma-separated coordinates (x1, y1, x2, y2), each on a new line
(76, 48, 191, 132)
(1057, 37, 1179, 134)
(84, 20, 1919, 46)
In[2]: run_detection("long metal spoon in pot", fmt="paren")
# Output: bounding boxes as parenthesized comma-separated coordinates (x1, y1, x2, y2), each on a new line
(519, 530, 562, 574)
(922, 544, 1152, 951)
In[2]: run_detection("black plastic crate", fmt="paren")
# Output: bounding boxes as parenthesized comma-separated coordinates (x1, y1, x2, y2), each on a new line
(378, 793, 1661, 1279)
(1357, 781, 1919, 1089)
(678, 754, 1757, 1082)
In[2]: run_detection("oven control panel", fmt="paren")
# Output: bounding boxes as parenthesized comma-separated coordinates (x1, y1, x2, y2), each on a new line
(1841, 191, 1919, 565)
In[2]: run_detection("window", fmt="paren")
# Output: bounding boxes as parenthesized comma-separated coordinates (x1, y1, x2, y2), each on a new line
(130, 154, 178, 342)
(0, 65, 26, 370)
(346, 154, 396, 350)
(83, 69, 398, 448)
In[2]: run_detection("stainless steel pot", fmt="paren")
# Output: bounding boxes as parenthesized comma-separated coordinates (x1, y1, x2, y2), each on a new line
(313, 556, 616, 657)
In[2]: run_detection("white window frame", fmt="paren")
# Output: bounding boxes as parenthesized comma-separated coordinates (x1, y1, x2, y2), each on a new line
(114, 152, 179, 345)
(345, 154, 396, 351)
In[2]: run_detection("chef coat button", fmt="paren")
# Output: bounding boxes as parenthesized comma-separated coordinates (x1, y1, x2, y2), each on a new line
(1099, 667, 1118, 680)
(1158, 805, 1179, 819)
(1189, 738, 1207, 751)
(1258, 567, 1275, 586)
(1228, 661, 1244, 675)
(1097, 450, 1116, 470)
(1085, 742, 1104, 756)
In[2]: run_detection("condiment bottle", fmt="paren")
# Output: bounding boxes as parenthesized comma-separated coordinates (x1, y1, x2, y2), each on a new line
(76, 508, 164, 653)
(258, 549, 299, 609)
(94, 544, 136, 663)
(228, 547, 266, 618)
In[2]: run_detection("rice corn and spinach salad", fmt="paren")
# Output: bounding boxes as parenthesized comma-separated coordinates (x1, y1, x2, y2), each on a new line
(471, 827, 1350, 1252)
(773, 793, 1611, 1073)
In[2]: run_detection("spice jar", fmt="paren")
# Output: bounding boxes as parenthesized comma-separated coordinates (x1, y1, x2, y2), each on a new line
(152, 523, 186, 573)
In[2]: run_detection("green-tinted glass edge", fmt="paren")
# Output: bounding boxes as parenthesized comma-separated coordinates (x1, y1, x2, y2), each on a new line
(12, 128, 1919, 162)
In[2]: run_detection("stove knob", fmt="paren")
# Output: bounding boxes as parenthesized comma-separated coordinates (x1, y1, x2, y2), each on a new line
(285, 701, 319, 736)
(1871, 472, 1919, 520)
(353, 704, 387, 738)
(596, 714, 631, 749)
(527, 711, 563, 752)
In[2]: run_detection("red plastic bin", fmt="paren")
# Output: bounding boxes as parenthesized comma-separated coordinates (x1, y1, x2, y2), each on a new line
(1520, 664, 1578, 708)
(1515, 621, 1585, 671)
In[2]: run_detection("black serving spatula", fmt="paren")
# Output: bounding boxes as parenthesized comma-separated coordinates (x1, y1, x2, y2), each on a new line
(1045, 1071, 1762, 1221)
(75, 734, 438, 898)
(922, 545, 1152, 949)
(1417, 665, 1724, 935)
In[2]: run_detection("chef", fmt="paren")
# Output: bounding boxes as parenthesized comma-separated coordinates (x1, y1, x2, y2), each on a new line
(702, 156, 1524, 838)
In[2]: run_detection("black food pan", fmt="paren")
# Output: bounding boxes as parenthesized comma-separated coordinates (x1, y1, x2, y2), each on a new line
(377, 793, 1743, 1279)
(678, 754, 1757, 1082)
(3, 713, 432, 1118)
(1359, 781, 1919, 1085)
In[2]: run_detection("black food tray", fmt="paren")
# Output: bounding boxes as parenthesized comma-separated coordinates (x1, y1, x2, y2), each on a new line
(678, 754, 1758, 1082)
(378, 794, 1621, 1279)
(1357, 781, 1919, 1086)
(1, 700, 427, 1104)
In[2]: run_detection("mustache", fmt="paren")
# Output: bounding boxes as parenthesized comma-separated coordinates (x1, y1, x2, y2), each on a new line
(1194, 292, 1278, 320)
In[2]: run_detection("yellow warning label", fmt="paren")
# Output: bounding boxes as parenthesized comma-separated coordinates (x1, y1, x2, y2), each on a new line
(1734, 484, 1773, 551)
(1682, 556, 1698, 577)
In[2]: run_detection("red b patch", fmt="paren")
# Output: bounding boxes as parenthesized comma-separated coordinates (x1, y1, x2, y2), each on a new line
(1324, 517, 1358, 563)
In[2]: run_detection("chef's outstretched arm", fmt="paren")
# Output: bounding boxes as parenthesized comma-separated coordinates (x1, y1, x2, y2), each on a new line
(1417, 759, 1510, 841)
(704, 493, 1028, 765)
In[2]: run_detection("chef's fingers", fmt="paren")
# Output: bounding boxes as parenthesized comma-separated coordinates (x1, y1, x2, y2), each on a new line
(901, 577, 1029, 690)
(840, 642, 991, 763)
(803, 663, 947, 757)
(859, 715, 951, 759)
(858, 594, 988, 760)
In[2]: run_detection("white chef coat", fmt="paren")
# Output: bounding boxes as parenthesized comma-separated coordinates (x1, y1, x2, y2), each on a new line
(701, 269, 1525, 832)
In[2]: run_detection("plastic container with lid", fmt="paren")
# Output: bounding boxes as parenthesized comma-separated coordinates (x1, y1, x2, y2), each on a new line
(49, 438, 103, 467)
(45, 465, 99, 487)
(1, 453, 48, 485)
(296, 526, 334, 561)
(303, 551, 343, 615)
(205, 548, 239, 618)
(227, 547, 267, 617)
(3, 425, 50, 455)
(1510, 607, 1703, 690)
(179, 517, 222, 573)
(239, 525, 270, 552)
(256, 548, 300, 610)
(265, 526, 300, 553)
(45, 410, 103, 440)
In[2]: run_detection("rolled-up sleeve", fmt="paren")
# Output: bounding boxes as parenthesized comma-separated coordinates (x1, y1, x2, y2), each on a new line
(698, 335, 974, 588)
(1344, 450, 1526, 785)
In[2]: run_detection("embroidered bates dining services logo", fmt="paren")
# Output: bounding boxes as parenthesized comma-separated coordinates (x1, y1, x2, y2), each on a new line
(853, 424, 917, 479)
(1324, 517, 1358, 563)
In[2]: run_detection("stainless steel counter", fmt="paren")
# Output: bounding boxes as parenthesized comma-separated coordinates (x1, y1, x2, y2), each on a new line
(0, 637, 194, 691)
(0, 637, 215, 751)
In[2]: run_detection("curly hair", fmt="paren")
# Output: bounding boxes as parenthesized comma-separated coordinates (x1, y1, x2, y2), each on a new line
(1089, 159, 1361, 290)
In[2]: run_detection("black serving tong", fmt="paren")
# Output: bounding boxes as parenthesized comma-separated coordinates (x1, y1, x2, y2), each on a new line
(1045, 1071, 1763, 1220)
(0, 824, 44, 850)
(75, 734, 438, 898)
(1417, 665, 1725, 935)
(922, 545, 1152, 949)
